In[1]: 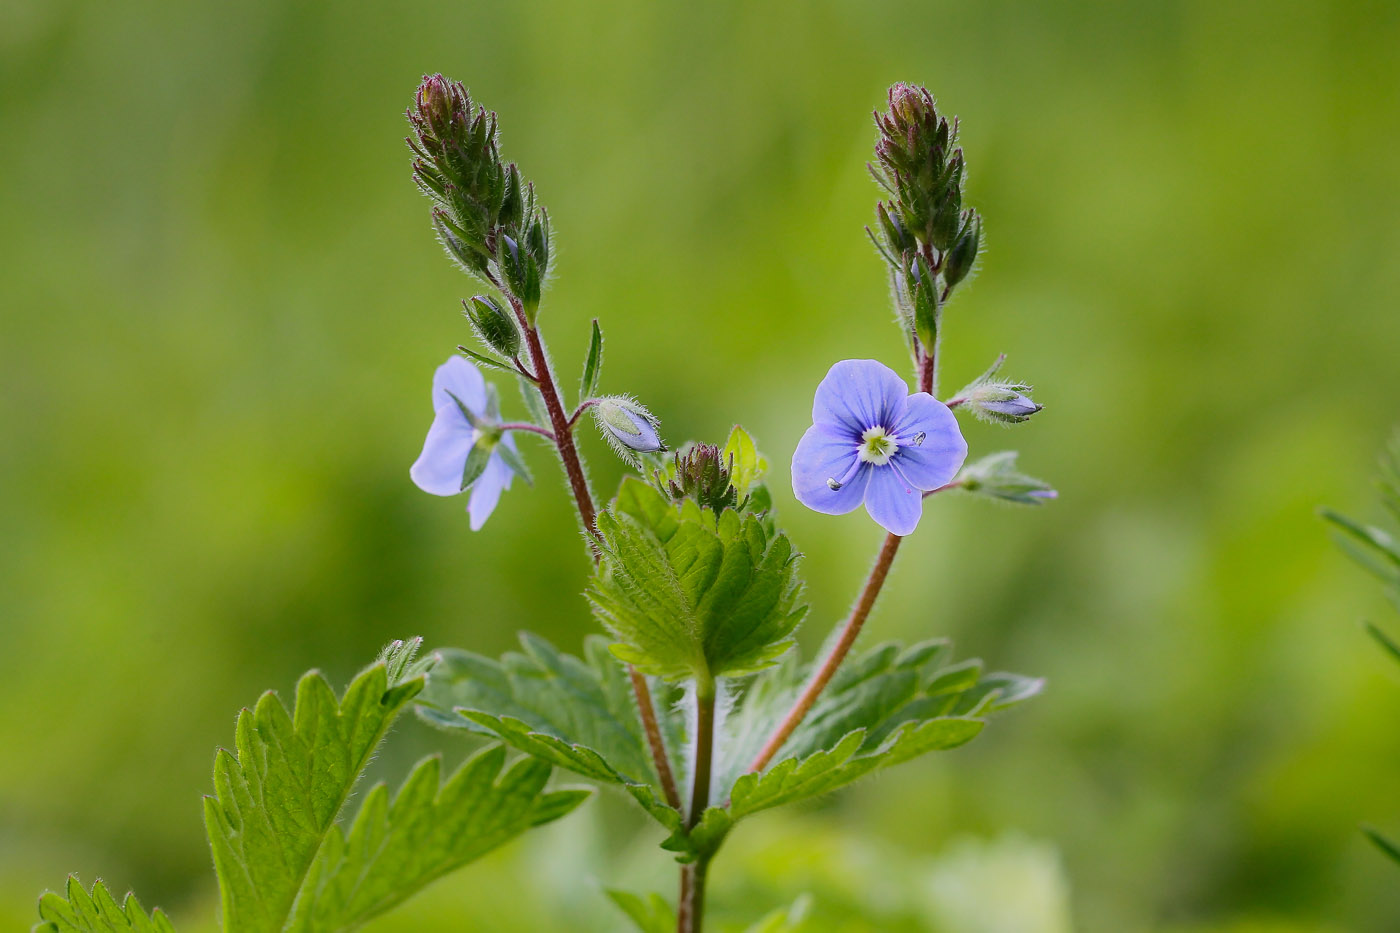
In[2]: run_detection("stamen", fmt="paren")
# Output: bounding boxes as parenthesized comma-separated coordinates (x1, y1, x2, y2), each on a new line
(911, 431, 926, 446)
(888, 457, 918, 494)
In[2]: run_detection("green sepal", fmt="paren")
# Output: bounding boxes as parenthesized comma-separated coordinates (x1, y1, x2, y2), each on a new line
(445, 390, 488, 432)
(910, 253, 940, 351)
(492, 437, 534, 486)
(580, 318, 604, 402)
(460, 439, 492, 490)
(456, 345, 517, 376)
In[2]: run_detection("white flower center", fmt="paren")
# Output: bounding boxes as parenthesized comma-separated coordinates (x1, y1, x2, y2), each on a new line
(858, 426, 898, 466)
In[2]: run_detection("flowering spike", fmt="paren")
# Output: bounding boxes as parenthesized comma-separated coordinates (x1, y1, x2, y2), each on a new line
(407, 75, 552, 313)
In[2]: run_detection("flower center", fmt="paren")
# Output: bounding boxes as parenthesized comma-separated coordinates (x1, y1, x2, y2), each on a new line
(858, 426, 898, 466)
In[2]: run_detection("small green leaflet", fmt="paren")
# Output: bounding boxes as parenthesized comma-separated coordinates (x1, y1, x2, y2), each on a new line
(34, 878, 175, 933)
(284, 748, 587, 931)
(580, 318, 603, 402)
(587, 479, 807, 681)
(721, 425, 768, 496)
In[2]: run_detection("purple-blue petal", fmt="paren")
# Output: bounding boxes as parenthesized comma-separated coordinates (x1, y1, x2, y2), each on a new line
(791, 422, 870, 515)
(863, 464, 923, 535)
(609, 409, 663, 452)
(431, 356, 488, 416)
(410, 404, 476, 496)
(467, 445, 515, 530)
(891, 393, 968, 490)
(812, 359, 909, 434)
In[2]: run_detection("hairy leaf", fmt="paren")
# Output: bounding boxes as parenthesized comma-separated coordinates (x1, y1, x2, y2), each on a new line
(588, 479, 807, 680)
(728, 718, 983, 819)
(203, 641, 427, 933)
(285, 748, 588, 931)
(417, 633, 674, 787)
(719, 638, 1042, 794)
(34, 878, 175, 933)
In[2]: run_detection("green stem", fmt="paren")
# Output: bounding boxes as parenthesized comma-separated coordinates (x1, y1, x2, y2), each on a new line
(746, 532, 903, 773)
(679, 676, 716, 933)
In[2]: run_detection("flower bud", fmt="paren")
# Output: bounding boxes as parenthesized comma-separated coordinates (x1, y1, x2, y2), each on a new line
(944, 210, 981, 286)
(663, 443, 741, 515)
(593, 396, 665, 466)
(876, 202, 916, 258)
(967, 384, 1042, 424)
(956, 451, 1057, 505)
(462, 295, 520, 358)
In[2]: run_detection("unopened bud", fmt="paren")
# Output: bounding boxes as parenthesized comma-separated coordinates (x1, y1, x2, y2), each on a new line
(594, 396, 665, 466)
(956, 451, 1057, 505)
(968, 384, 1041, 424)
(944, 211, 981, 286)
(663, 443, 741, 515)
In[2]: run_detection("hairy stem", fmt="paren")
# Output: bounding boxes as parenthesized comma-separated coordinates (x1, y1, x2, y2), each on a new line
(677, 860, 708, 933)
(518, 319, 597, 534)
(631, 667, 683, 810)
(679, 678, 717, 933)
(505, 299, 683, 816)
(748, 531, 903, 773)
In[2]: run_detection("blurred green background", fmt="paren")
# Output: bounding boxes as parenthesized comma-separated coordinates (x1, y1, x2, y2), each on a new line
(3, 0, 1400, 929)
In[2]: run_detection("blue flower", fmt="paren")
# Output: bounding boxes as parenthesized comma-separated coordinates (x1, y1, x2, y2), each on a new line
(792, 359, 967, 536)
(410, 356, 520, 531)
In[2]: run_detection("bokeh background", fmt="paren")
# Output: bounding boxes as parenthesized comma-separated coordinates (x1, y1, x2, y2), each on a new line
(4, 0, 1400, 929)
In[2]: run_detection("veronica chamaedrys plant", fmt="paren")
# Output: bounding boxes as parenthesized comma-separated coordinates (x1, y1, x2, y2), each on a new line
(404, 76, 1056, 933)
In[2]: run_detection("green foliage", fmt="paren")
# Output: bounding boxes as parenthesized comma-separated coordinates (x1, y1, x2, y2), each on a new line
(203, 642, 427, 933)
(34, 879, 175, 933)
(38, 640, 583, 933)
(587, 479, 807, 681)
(417, 633, 674, 788)
(284, 747, 587, 931)
(419, 633, 1038, 864)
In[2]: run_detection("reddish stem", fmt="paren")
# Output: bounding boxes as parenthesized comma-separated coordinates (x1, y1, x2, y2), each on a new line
(747, 532, 903, 773)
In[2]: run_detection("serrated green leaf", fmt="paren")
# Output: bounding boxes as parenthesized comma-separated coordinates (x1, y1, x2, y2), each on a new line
(588, 481, 807, 680)
(605, 889, 676, 933)
(202, 647, 426, 933)
(284, 748, 588, 931)
(580, 318, 603, 402)
(417, 634, 671, 786)
(727, 717, 984, 819)
(719, 638, 1042, 795)
(34, 878, 176, 933)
